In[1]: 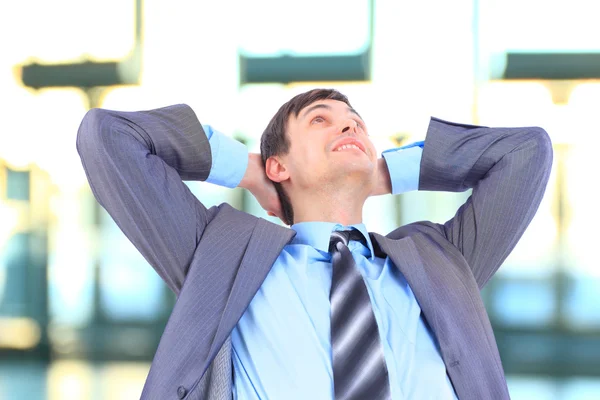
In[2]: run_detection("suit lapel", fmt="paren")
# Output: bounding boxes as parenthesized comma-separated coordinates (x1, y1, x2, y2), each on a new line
(206, 218, 295, 362)
(369, 232, 508, 399)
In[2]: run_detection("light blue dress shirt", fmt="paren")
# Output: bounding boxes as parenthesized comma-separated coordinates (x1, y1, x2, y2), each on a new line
(202, 126, 458, 399)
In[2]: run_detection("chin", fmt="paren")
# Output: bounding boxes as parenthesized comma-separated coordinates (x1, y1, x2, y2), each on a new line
(331, 164, 373, 183)
(341, 159, 374, 173)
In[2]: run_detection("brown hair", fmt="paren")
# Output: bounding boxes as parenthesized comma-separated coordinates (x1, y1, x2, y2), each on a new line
(260, 88, 352, 225)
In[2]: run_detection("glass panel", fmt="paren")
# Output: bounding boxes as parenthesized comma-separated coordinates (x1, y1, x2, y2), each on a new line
(0, 233, 29, 316)
(6, 169, 30, 201)
(48, 203, 94, 326)
(563, 277, 600, 329)
(561, 84, 600, 328)
(0, 362, 47, 400)
(32, 90, 89, 187)
(507, 376, 559, 400)
(484, 0, 600, 52)
(98, 210, 165, 322)
(508, 377, 600, 400)
(492, 279, 556, 326)
(562, 378, 600, 400)
(10, 0, 135, 62)
(477, 82, 555, 128)
(237, 0, 371, 56)
(0, 201, 19, 250)
(563, 89, 600, 277)
(363, 195, 398, 236)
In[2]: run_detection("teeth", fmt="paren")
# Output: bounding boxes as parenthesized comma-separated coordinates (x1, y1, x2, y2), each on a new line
(335, 144, 360, 151)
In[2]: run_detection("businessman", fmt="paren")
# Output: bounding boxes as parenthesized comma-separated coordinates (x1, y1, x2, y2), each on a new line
(77, 88, 553, 400)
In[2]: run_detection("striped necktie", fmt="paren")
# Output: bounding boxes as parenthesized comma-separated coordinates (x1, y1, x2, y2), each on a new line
(329, 230, 391, 400)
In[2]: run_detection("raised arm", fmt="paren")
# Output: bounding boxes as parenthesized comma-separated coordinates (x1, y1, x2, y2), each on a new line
(77, 104, 223, 294)
(372, 141, 424, 196)
(416, 118, 553, 288)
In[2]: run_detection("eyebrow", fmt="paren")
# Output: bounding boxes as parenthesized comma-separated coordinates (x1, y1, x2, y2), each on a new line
(300, 103, 362, 120)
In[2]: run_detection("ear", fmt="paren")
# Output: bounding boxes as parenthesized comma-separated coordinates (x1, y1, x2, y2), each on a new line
(265, 156, 290, 183)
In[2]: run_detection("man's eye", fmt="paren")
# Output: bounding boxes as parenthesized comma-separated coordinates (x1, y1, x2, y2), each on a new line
(312, 116, 325, 124)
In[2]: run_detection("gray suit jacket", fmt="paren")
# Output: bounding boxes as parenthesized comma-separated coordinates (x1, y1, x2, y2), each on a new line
(76, 104, 553, 400)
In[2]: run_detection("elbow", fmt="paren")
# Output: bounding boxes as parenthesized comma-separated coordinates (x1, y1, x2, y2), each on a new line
(531, 127, 553, 167)
(76, 108, 115, 158)
(524, 127, 554, 177)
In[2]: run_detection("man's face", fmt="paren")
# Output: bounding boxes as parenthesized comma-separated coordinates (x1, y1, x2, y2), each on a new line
(273, 99, 378, 195)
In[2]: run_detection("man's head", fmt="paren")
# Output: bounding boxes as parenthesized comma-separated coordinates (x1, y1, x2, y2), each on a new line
(260, 88, 378, 225)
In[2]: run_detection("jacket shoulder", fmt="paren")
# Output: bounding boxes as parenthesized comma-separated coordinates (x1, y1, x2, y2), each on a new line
(386, 220, 445, 241)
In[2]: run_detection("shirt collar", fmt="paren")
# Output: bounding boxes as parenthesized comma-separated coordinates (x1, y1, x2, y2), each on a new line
(290, 221, 374, 259)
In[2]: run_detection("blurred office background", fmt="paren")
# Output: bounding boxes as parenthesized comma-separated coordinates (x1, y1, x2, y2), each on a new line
(0, 0, 599, 398)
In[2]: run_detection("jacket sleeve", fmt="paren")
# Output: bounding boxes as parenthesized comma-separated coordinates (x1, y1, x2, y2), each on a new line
(76, 104, 219, 294)
(418, 117, 553, 289)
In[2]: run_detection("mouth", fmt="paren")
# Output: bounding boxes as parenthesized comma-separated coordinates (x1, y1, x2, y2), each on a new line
(331, 139, 367, 154)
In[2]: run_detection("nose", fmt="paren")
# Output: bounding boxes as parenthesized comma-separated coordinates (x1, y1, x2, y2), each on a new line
(341, 119, 358, 135)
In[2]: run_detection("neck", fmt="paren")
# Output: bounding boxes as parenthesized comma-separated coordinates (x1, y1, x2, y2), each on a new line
(289, 183, 367, 226)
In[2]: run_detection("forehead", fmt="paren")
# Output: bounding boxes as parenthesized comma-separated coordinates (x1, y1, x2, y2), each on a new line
(293, 99, 361, 124)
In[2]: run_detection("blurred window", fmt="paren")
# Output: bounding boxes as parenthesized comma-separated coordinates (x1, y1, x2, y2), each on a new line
(238, 0, 371, 56)
(6, 169, 30, 201)
(98, 209, 166, 322)
(16, 0, 135, 62)
(485, 0, 600, 53)
(0, 233, 29, 316)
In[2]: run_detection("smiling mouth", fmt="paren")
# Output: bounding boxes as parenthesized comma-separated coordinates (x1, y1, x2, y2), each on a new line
(333, 144, 366, 154)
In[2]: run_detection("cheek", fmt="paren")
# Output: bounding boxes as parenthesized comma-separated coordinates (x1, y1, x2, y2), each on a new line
(366, 141, 378, 160)
(290, 145, 328, 175)
(301, 140, 325, 159)
(287, 145, 309, 170)
(370, 146, 378, 161)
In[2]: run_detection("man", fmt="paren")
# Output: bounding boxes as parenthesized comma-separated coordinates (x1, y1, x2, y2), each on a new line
(76, 89, 553, 400)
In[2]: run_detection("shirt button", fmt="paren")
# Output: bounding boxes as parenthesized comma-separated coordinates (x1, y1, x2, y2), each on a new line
(177, 386, 187, 399)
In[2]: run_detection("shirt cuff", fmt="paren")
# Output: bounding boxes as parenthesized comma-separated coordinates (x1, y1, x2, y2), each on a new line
(381, 141, 424, 195)
(203, 125, 249, 188)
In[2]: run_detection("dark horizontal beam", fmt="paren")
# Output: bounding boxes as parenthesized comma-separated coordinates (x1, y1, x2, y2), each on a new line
(495, 327, 600, 377)
(20, 60, 139, 89)
(503, 52, 600, 80)
(239, 50, 371, 84)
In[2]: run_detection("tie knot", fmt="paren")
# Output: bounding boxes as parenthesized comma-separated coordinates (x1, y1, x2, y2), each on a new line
(329, 230, 365, 253)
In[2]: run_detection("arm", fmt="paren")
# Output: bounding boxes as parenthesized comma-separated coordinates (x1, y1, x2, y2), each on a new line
(417, 118, 553, 288)
(371, 142, 424, 196)
(200, 125, 283, 219)
(77, 104, 231, 294)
